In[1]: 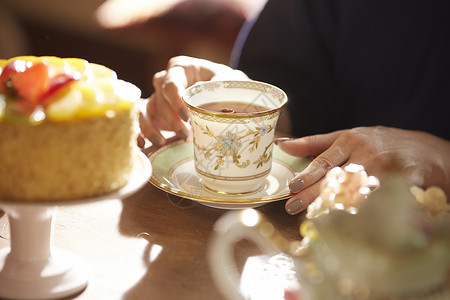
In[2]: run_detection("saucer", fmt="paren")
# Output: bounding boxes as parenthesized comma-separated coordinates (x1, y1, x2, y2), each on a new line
(147, 140, 309, 209)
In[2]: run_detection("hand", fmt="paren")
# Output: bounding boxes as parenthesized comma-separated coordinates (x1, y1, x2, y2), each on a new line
(139, 56, 248, 147)
(276, 126, 450, 215)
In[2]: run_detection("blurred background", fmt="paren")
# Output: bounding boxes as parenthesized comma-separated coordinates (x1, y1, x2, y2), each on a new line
(0, 0, 266, 97)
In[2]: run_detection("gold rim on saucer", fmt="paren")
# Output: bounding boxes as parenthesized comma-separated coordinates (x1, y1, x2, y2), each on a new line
(147, 139, 310, 208)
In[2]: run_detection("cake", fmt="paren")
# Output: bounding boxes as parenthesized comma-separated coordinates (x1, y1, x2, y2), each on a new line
(0, 56, 141, 202)
(297, 164, 450, 300)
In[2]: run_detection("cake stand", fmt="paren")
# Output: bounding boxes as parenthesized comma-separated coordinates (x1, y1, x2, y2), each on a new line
(0, 150, 152, 300)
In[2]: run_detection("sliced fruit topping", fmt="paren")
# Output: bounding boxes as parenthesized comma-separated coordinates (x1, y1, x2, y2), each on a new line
(0, 60, 27, 94)
(46, 89, 84, 121)
(41, 72, 81, 104)
(0, 59, 80, 106)
(13, 62, 50, 103)
(0, 56, 137, 122)
(90, 63, 117, 79)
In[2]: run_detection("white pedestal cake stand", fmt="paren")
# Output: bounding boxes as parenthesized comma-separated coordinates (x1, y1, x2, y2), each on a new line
(0, 151, 152, 299)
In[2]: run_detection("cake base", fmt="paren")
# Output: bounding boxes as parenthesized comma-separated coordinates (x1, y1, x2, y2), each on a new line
(0, 206, 89, 300)
(0, 109, 137, 202)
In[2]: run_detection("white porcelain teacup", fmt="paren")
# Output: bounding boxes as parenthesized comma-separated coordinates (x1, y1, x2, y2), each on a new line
(183, 80, 287, 195)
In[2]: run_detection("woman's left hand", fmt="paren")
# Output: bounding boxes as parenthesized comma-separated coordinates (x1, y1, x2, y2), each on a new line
(276, 126, 450, 215)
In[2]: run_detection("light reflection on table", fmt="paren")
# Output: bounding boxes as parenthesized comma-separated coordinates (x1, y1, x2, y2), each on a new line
(0, 169, 304, 299)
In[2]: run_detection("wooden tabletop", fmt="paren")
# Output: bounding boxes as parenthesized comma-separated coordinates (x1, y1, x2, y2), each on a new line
(0, 150, 305, 300)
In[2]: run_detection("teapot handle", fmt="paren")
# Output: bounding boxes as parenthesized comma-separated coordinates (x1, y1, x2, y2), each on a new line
(208, 209, 288, 300)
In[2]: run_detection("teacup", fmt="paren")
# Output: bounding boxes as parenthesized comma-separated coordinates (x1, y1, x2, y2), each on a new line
(182, 80, 287, 195)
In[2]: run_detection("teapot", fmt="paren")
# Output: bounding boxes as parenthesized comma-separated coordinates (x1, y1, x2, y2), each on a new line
(208, 165, 450, 300)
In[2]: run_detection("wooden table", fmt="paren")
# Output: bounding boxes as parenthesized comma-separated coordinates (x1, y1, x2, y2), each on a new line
(0, 149, 305, 300)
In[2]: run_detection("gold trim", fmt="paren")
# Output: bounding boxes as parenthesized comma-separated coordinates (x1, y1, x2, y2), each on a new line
(147, 139, 308, 204)
(189, 109, 280, 123)
(202, 182, 264, 196)
(195, 166, 271, 181)
(223, 81, 286, 104)
(182, 80, 287, 119)
(185, 101, 283, 120)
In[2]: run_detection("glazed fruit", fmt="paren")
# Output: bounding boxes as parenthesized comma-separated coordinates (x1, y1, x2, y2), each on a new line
(0, 56, 138, 123)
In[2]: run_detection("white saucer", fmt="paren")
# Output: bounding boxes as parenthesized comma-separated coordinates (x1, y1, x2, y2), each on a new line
(148, 140, 309, 209)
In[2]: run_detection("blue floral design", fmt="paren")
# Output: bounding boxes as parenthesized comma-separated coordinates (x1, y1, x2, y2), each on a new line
(214, 132, 241, 156)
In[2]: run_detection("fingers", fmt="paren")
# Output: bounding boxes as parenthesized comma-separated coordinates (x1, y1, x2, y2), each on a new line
(276, 131, 343, 157)
(148, 97, 190, 142)
(148, 57, 217, 143)
(278, 132, 349, 193)
(139, 109, 164, 147)
(157, 67, 190, 121)
(285, 182, 321, 215)
(149, 71, 191, 143)
(277, 132, 350, 215)
(142, 56, 249, 147)
(139, 96, 190, 147)
(285, 145, 349, 215)
(295, 144, 348, 188)
(279, 126, 450, 215)
(137, 133, 146, 148)
(285, 146, 352, 215)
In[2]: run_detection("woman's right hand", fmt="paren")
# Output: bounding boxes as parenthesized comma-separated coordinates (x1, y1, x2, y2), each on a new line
(139, 56, 248, 147)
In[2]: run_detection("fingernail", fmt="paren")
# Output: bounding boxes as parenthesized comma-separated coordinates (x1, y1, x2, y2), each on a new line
(286, 199, 303, 215)
(137, 135, 146, 148)
(179, 109, 190, 122)
(274, 137, 295, 145)
(289, 178, 304, 193)
(150, 136, 162, 148)
(178, 129, 189, 141)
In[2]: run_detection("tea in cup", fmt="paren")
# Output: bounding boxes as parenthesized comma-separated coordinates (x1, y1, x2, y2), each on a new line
(183, 80, 288, 195)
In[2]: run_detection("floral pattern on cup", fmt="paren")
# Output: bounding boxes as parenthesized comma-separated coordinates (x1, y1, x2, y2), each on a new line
(183, 80, 287, 194)
(193, 121, 274, 170)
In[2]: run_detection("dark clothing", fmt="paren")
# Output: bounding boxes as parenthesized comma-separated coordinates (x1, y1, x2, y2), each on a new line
(232, 0, 450, 140)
